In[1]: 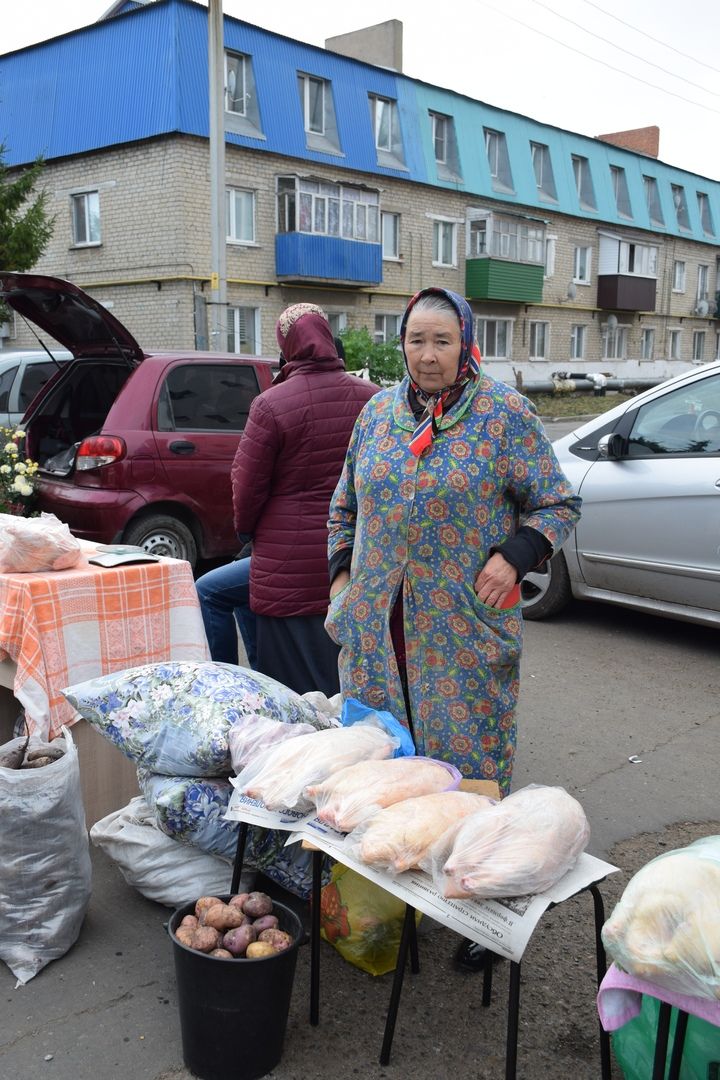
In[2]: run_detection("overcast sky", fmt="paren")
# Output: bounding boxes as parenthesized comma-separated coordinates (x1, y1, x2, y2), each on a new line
(4, 0, 719, 180)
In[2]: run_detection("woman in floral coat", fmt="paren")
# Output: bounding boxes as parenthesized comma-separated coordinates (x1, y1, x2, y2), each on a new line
(326, 287, 581, 797)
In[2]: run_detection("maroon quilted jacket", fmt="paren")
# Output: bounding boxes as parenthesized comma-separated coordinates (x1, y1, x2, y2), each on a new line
(231, 356, 378, 616)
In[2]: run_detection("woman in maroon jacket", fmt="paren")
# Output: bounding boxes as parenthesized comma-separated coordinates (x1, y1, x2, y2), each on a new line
(230, 303, 378, 695)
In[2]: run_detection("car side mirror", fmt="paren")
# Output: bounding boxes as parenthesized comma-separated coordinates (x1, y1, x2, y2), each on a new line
(597, 432, 625, 460)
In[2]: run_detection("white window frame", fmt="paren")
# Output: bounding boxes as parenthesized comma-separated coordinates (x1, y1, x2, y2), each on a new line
(672, 261, 686, 293)
(432, 219, 458, 268)
(618, 241, 657, 277)
(573, 245, 592, 285)
(697, 265, 709, 303)
(572, 154, 597, 211)
(225, 187, 256, 245)
(610, 165, 632, 218)
(570, 325, 586, 360)
(697, 192, 715, 236)
(71, 190, 101, 247)
(529, 320, 549, 360)
(715, 331, 720, 361)
(484, 128, 514, 192)
(476, 318, 513, 360)
(643, 175, 664, 227)
(372, 96, 393, 151)
(374, 314, 402, 343)
(327, 312, 347, 337)
(602, 323, 629, 361)
(431, 113, 447, 164)
(544, 234, 556, 279)
(668, 329, 682, 360)
(299, 74, 325, 135)
(530, 141, 557, 202)
(227, 306, 260, 355)
(225, 53, 246, 115)
(381, 212, 400, 260)
(671, 184, 691, 230)
(640, 327, 655, 360)
(277, 176, 379, 244)
(692, 331, 706, 362)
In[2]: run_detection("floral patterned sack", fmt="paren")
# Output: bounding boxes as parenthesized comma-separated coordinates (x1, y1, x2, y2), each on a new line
(63, 661, 322, 777)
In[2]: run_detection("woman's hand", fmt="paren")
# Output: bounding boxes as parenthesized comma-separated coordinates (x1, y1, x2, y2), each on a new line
(329, 570, 350, 600)
(474, 553, 517, 608)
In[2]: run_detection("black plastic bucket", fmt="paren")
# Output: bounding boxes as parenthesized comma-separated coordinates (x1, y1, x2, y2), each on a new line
(169, 895, 303, 1080)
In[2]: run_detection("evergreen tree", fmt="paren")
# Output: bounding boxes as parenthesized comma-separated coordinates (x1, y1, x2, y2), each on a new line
(0, 144, 55, 323)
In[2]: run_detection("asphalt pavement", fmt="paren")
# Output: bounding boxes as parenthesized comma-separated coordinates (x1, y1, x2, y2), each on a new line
(2, 596, 718, 1080)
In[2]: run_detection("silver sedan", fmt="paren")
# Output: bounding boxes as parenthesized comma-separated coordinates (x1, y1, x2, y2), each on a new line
(521, 358, 720, 627)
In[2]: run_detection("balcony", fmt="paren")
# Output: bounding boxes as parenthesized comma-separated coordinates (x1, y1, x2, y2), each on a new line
(597, 275, 656, 312)
(275, 234, 382, 286)
(466, 258, 544, 303)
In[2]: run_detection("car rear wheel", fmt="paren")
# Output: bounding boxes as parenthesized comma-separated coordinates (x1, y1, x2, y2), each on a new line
(520, 551, 572, 620)
(123, 514, 198, 567)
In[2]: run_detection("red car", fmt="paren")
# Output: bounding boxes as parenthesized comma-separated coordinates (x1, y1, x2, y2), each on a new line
(1, 272, 276, 566)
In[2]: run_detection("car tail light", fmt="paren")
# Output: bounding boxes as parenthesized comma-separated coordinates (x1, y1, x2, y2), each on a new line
(75, 435, 126, 470)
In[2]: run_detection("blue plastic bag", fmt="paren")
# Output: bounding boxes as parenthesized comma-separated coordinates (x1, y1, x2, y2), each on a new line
(340, 698, 415, 759)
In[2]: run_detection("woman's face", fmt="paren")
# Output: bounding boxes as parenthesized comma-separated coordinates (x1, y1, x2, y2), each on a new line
(404, 308, 463, 394)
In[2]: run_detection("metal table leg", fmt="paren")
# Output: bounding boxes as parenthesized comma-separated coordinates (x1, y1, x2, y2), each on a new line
(230, 820, 248, 894)
(379, 903, 416, 1065)
(652, 1002, 673, 1080)
(310, 848, 322, 1026)
(668, 1009, 689, 1080)
(589, 883, 612, 1080)
(408, 913, 420, 975)
(505, 961, 521, 1080)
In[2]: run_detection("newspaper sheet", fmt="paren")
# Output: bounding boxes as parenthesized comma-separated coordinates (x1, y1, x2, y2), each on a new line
(224, 794, 619, 963)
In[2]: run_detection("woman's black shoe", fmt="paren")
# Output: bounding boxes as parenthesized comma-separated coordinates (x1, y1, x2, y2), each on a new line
(454, 937, 498, 972)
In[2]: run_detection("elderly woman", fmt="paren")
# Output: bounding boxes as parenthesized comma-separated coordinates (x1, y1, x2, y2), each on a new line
(326, 287, 581, 793)
(230, 303, 377, 696)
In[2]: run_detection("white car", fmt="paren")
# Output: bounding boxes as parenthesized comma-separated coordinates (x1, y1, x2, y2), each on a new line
(521, 359, 720, 628)
(0, 350, 71, 428)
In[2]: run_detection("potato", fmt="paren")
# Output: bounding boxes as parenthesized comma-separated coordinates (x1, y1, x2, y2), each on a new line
(180, 915, 199, 930)
(203, 903, 247, 931)
(242, 891, 273, 918)
(258, 928, 293, 952)
(195, 896, 223, 922)
(191, 926, 221, 953)
(252, 914, 279, 934)
(175, 927, 196, 948)
(228, 893, 250, 910)
(246, 941, 277, 959)
(223, 924, 257, 957)
(209, 948, 234, 959)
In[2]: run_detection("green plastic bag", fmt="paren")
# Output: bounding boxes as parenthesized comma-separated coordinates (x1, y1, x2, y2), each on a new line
(319, 862, 420, 976)
(612, 995, 720, 1080)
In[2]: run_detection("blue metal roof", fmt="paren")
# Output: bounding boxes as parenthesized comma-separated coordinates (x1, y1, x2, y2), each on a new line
(1, 0, 718, 246)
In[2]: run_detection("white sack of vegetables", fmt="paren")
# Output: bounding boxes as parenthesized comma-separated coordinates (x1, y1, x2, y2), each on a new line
(431, 784, 590, 899)
(309, 756, 462, 833)
(348, 790, 495, 874)
(601, 836, 720, 1001)
(232, 718, 399, 812)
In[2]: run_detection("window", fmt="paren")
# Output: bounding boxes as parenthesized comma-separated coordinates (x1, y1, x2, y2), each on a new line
(0, 365, 18, 412)
(18, 362, 58, 412)
(668, 329, 682, 360)
(327, 312, 347, 337)
(619, 241, 657, 277)
(467, 213, 544, 264)
(570, 325, 586, 360)
(224, 52, 263, 138)
(431, 113, 447, 164)
(627, 373, 720, 456)
(277, 176, 379, 243)
(476, 318, 512, 359)
(530, 142, 557, 201)
(697, 193, 715, 236)
(672, 261, 686, 292)
(432, 220, 457, 267)
(603, 323, 628, 360)
(610, 165, 632, 218)
(544, 235, 556, 279)
(573, 246, 592, 284)
(225, 53, 246, 115)
(572, 155, 596, 211)
(641, 328, 655, 360)
(693, 331, 706, 362)
(484, 129, 514, 193)
(643, 176, 664, 226)
(162, 363, 260, 431)
(225, 188, 255, 244)
(671, 184, 690, 230)
(716, 331, 720, 360)
(299, 74, 324, 134)
(227, 307, 260, 355)
(529, 321, 549, 360)
(369, 96, 405, 166)
(71, 191, 100, 246)
(697, 265, 709, 303)
(374, 314, 401, 343)
(381, 212, 400, 259)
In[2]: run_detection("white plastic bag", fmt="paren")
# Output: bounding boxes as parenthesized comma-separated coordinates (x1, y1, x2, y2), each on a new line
(0, 726, 91, 984)
(227, 713, 318, 774)
(90, 796, 255, 907)
(0, 512, 82, 573)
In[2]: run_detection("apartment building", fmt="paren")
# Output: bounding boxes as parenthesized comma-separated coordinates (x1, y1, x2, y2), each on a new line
(1, 0, 718, 384)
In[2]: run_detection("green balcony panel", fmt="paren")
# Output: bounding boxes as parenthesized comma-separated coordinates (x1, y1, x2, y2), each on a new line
(466, 258, 544, 303)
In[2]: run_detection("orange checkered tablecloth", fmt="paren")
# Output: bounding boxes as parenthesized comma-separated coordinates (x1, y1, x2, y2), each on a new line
(0, 551, 210, 739)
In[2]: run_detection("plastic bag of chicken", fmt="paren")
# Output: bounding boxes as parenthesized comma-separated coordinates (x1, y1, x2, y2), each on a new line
(602, 836, 720, 1001)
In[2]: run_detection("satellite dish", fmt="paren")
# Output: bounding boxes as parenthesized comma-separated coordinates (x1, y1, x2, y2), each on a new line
(566, 281, 577, 301)
(606, 314, 618, 331)
(696, 299, 709, 317)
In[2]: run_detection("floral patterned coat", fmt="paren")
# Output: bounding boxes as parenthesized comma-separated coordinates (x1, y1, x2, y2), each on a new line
(326, 372, 581, 793)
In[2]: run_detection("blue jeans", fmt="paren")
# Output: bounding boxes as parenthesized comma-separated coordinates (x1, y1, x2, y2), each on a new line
(195, 556, 257, 667)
